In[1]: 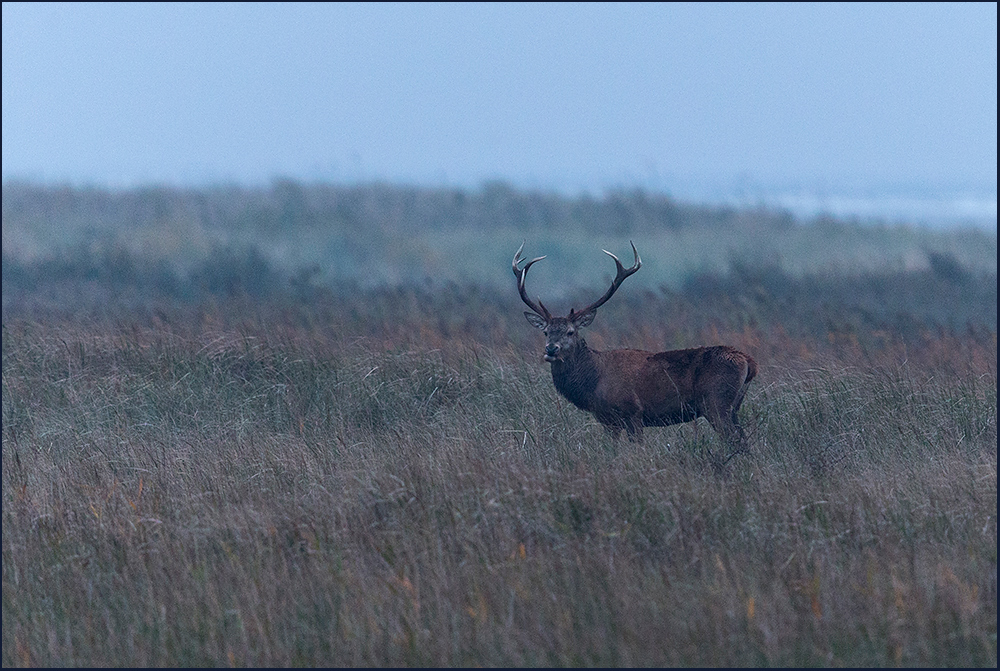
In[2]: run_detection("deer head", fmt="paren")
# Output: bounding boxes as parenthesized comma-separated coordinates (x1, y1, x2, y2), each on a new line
(512, 242, 641, 362)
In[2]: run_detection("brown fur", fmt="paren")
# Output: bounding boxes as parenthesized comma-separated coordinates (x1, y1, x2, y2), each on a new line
(528, 314, 757, 450)
(515, 243, 757, 458)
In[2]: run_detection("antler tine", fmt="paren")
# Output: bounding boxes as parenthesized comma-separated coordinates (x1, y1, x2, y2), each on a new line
(512, 241, 550, 320)
(575, 241, 642, 315)
(601, 240, 641, 272)
(512, 241, 547, 277)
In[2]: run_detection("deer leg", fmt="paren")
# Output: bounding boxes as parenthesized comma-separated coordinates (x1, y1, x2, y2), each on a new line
(704, 413, 740, 448)
(597, 413, 627, 441)
(624, 417, 644, 443)
(726, 387, 751, 455)
(703, 401, 747, 465)
(722, 421, 748, 459)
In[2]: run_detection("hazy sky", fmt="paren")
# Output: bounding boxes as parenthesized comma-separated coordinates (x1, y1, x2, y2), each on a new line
(2, 2, 997, 200)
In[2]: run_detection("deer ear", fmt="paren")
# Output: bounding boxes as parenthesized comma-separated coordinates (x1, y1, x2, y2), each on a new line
(524, 312, 548, 329)
(571, 309, 596, 328)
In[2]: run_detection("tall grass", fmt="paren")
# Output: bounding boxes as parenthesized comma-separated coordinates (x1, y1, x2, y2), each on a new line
(3, 181, 996, 665)
(2, 298, 995, 666)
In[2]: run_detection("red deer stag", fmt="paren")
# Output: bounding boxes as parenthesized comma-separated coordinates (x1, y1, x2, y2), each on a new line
(513, 242, 757, 461)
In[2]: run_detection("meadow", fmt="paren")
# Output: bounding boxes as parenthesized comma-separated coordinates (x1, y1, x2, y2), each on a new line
(2, 181, 997, 666)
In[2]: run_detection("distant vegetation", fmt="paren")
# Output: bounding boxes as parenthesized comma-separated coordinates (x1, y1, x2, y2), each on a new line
(2, 180, 996, 666)
(3, 179, 997, 290)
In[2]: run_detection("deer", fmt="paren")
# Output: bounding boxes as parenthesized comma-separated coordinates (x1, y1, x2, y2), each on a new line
(513, 242, 757, 464)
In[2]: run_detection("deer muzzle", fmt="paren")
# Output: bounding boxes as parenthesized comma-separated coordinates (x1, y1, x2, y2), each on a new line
(544, 344, 560, 361)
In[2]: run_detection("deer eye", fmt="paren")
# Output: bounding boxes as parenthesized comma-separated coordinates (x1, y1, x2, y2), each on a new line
(567, 328, 575, 335)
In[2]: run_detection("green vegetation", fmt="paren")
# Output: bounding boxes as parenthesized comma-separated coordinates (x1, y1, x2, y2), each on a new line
(3, 180, 996, 290)
(2, 181, 997, 666)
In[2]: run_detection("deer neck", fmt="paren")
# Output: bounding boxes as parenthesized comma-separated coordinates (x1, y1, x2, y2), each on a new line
(549, 340, 600, 411)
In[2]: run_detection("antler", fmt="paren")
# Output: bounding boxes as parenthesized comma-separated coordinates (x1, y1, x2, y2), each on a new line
(512, 242, 551, 321)
(573, 242, 642, 315)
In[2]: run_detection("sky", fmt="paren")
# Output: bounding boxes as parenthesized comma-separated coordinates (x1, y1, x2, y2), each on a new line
(2, 3, 997, 222)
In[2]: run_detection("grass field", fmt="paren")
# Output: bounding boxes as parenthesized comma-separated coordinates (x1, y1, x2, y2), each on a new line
(2, 182, 997, 666)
